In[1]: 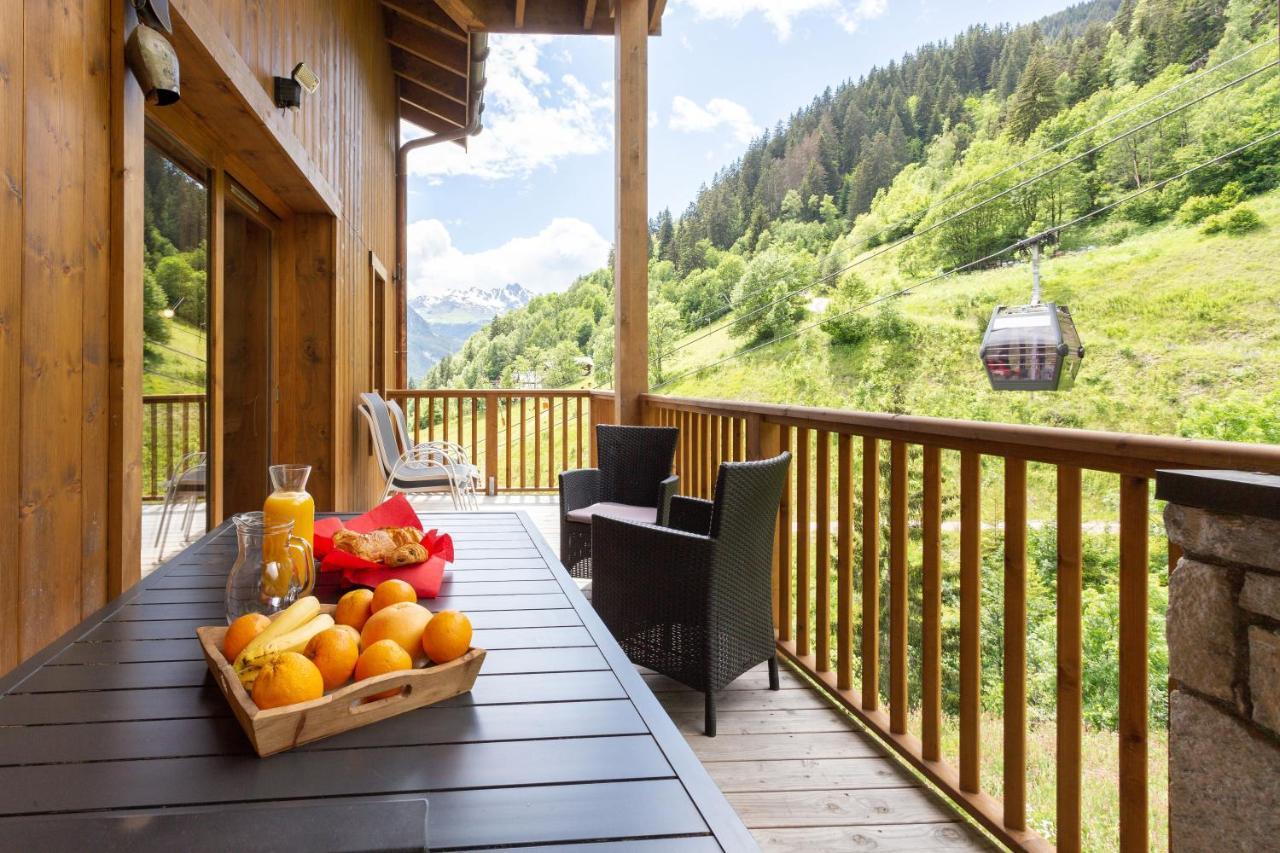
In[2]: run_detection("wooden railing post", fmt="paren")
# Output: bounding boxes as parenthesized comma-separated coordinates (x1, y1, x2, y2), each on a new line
(1119, 475, 1150, 852)
(861, 436, 880, 712)
(484, 392, 499, 495)
(1057, 465, 1083, 853)
(748, 414, 783, 633)
(1004, 457, 1027, 831)
(959, 450, 982, 794)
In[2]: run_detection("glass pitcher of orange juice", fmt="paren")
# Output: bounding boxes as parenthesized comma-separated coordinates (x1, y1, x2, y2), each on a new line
(225, 512, 314, 621)
(264, 464, 315, 547)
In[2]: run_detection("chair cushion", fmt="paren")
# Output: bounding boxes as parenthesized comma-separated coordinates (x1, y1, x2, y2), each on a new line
(565, 502, 657, 525)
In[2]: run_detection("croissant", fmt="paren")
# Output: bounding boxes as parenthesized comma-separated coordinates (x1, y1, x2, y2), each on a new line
(332, 526, 426, 564)
(388, 542, 428, 567)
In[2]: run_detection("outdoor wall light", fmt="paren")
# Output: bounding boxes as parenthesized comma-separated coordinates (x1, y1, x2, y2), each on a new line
(125, 0, 180, 105)
(274, 62, 320, 109)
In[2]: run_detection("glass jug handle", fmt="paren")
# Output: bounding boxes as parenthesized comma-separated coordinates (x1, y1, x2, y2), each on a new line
(287, 535, 315, 596)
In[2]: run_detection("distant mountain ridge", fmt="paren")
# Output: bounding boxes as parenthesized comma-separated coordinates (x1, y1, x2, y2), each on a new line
(407, 283, 533, 383)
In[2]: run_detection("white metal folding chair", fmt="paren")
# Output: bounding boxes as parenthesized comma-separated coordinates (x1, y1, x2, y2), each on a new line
(154, 450, 207, 558)
(385, 398, 482, 508)
(359, 392, 473, 510)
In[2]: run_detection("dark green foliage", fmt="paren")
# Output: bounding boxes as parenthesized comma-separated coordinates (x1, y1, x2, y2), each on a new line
(1008, 51, 1062, 140)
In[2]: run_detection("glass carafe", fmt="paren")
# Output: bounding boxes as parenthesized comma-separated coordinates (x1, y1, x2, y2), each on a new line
(264, 464, 315, 547)
(225, 512, 315, 622)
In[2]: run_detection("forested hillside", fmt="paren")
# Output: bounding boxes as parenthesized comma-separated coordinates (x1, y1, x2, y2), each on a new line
(429, 0, 1278, 435)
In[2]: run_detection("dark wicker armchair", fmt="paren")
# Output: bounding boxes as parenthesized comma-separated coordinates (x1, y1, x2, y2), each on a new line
(591, 452, 792, 736)
(558, 425, 679, 578)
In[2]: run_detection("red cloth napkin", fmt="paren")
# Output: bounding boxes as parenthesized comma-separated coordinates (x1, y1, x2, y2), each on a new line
(315, 495, 454, 598)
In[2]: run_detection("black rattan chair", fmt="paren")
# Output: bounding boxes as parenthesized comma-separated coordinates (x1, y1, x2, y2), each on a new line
(558, 425, 679, 578)
(591, 452, 792, 736)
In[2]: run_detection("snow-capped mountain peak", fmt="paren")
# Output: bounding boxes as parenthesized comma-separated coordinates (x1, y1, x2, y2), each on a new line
(409, 283, 532, 324)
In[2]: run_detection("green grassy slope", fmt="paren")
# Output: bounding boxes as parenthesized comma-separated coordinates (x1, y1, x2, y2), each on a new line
(662, 187, 1280, 442)
(143, 319, 208, 395)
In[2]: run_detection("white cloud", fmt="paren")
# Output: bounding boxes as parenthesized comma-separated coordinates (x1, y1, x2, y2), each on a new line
(407, 217, 610, 299)
(403, 36, 613, 180)
(674, 0, 887, 39)
(669, 96, 760, 144)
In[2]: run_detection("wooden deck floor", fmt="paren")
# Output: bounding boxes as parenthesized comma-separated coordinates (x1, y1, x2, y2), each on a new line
(641, 662, 993, 851)
(146, 493, 991, 850)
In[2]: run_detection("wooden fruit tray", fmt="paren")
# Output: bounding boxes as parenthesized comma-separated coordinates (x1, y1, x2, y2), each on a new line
(196, 605, 485, 758)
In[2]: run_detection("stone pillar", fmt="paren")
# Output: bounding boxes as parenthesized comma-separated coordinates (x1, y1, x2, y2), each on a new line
(1157, 470, 1280, 852)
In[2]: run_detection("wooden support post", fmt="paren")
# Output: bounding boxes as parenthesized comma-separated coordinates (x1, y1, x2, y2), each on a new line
(613, 0, 647, 425)
(107, 15, 145, 599)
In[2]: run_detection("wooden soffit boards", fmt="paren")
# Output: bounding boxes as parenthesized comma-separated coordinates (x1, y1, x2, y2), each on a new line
(167, 0, 341, 216)
(431, 0, 667, 35)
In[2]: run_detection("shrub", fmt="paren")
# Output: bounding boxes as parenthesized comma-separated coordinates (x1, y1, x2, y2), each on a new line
(1177, 181, 1247, 225)
(1201, 204, 1262, 236)
(1117, 192, 1164, 225)
(1176, 194, 1224, 224)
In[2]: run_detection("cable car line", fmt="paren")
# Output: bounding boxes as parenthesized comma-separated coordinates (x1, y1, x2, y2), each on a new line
(656, 55, 1279, 365)
(651, 126, 1280, 391)
(673, 38, 1279, 334)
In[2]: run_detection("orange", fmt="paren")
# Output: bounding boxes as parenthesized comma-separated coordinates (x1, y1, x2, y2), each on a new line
(355, 639, 413, 699)
(421, 610, 473, 664)
(370, 578, 417, 613)
(304, 627, 360, 691)
(251, 652, 324, 710)
(361, 601, 432, 660)
(335, 588, 375, 631)
(333, 623, 362, 647)
(223, 613, 271, 662)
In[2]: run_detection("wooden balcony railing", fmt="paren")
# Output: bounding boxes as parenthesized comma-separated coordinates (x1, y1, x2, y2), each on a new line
(386, 390, 607, 494)
(641, 392, 1280, 852)
(142, 393, 206, 501)
(396, 387, 1280, 849)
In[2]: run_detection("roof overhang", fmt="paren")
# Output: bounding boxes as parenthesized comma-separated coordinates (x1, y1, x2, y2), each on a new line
(382, 0, 667, 141)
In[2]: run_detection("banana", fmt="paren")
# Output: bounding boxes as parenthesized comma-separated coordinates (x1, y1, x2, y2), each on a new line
(233, 596, 321, 670)
(236, 614, 335, 689)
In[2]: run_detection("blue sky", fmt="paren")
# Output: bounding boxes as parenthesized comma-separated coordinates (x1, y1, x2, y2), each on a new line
(403, 0, 1076, 301)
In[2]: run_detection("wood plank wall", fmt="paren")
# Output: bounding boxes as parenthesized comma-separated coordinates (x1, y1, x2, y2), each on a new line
(203, 0, 398, 511)
(0, 0, 115, 675)
(0, 0, 397, 675)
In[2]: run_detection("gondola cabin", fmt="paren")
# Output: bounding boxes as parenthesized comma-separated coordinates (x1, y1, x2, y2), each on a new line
(979, 302, 1085, 391)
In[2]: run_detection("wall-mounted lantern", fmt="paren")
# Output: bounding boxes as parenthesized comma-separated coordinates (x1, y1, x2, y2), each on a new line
(274, 63, 320, 109)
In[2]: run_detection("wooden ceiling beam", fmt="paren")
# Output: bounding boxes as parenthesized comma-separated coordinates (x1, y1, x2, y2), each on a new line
(432, 0, 483, 31)
(515, 0, 526, 28)
(381, 0, 468, 41)
(397, 76, 469, 126)
(385, 12, 468, 76)
(390, 48, 468, 106)
(583, 0, 597, 30)
(649, 0, 666, 33)
(449, 0, 662, 33)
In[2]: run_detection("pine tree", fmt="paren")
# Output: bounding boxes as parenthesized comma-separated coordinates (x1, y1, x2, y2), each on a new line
(1007, 51, 1060, 141)
(654, 208, 676, 262)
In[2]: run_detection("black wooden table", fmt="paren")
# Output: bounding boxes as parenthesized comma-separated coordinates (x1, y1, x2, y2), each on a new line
(0, 512, 757, 852)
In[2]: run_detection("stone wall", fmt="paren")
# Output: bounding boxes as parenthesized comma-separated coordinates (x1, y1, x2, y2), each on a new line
(1160, 470, 1280, 852)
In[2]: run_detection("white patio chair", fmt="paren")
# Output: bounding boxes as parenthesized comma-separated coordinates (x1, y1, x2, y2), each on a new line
(359, 392, 474, 510)
(153, 450, 207, 558)
(385, 397, 483, 507)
